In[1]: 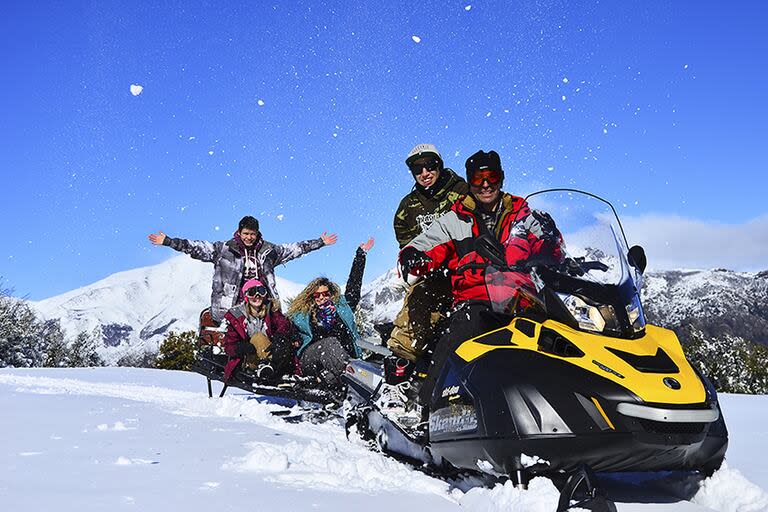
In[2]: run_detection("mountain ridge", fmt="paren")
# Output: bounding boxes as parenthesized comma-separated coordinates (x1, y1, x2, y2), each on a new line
(33, 256, 768, 365)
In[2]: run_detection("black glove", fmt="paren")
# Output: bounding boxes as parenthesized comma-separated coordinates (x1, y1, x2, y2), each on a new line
(399, 246, 432, 277)
(234, 340, 256, 357)
(562, 258, 585, 276)
(531, 210, 558, 240)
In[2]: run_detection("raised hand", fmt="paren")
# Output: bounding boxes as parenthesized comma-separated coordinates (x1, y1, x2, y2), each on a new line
(320, 232, 338, 246)
(359, 237, 375, 253)
(148, 231, 167, 245)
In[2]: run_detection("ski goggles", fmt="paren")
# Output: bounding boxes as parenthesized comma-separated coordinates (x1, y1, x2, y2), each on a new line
(469, 169, 503, 187)
(245, 285, 268, 297)
(408, 158, 440, 176)
(312, 290, 332, 299)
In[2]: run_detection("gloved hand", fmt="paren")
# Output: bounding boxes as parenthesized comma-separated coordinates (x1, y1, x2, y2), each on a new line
(562, 258, 585, 276)
(531, 210, 559, 240)
(235, 340, 256, 357)
(398, 246, 432, 278)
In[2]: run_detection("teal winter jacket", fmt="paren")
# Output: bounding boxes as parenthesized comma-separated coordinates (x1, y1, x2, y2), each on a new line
(290, 248, 366, 358)
(292, 295, 362, 358)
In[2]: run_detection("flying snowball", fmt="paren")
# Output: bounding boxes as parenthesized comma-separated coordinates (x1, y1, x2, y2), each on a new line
(411, 35, 421, 43)
(257, 99, 265, 106)
(130, 84, 143, 96)
(277, 214, 284, 221)
(465, 5, 472, 11)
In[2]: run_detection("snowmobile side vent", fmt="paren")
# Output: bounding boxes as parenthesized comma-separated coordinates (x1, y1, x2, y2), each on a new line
(515, 319, 536, 338)
(472, 329, 516, 346)
(537, 328, 585, 358)
(575, 393, 615, 431)
(605, 347, 679, 374)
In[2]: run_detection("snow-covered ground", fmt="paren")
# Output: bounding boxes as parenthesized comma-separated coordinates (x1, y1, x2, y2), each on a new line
(1, 367, 766, 512)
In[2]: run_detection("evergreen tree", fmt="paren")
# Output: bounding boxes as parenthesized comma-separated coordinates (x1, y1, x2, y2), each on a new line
(41, 319, 69, 367)
(354, 305, 374, 339)
(683, 326, 768, 394)
(156, 331, 197, 371)
(0, 285, 47, 368)
(116, 348, 158, 368)
(68, 329, 105, 367)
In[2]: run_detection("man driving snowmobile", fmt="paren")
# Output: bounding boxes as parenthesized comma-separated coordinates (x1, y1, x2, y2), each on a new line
(384, 149, 564, 427)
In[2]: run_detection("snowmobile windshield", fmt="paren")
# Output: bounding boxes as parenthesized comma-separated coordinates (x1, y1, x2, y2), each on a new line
(524, 189, 639, 287)
(484, 189, 647, 338)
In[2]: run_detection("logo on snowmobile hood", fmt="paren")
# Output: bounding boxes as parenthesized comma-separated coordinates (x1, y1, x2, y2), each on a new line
(441, 385, 460, 398)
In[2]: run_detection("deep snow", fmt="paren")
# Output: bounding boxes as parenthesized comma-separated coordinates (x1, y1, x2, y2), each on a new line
(1, 367, 767, 512)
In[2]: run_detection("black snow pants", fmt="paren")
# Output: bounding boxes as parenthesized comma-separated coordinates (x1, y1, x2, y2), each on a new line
(417, 302, 507, 406)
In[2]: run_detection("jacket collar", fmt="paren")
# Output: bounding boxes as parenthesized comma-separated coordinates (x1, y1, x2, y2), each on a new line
(228, 232, 264, 255)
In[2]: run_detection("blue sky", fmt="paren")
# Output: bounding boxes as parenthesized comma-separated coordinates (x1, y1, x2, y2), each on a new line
(1, 0, 767, 300)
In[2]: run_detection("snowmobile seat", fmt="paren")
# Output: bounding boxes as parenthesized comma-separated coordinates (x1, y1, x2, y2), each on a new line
(198, 308, 226, 348)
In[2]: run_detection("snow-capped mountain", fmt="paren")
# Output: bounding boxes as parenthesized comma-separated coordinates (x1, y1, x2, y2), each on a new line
(360, 265, 768, 348)
(32, 255, 768, 366)
(642, 268, 768, 345)
(33, 256, 305, 363)
(360, 266, 406, 324)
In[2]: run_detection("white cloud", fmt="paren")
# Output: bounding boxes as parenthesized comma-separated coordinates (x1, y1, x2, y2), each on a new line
(620, 213, 768, 271)
(130, 84, 143, 96)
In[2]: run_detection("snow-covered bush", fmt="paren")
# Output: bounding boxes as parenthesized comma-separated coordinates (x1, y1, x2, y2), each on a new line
(683, 326, 768, 394)
(156, 330, 197, 371)
(0, 284, 67, 368)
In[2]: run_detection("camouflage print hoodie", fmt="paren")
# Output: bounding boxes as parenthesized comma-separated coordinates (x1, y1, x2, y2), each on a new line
(393, 168, 469, 249)
(163, 233, 325, 322)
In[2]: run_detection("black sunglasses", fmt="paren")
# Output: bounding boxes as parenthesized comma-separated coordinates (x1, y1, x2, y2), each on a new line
(246, 285, 268, 297)
(408, 158, 440, 176)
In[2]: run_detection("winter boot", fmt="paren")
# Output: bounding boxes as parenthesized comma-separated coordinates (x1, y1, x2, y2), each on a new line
(383, 356, 414, 385)
(375, 379, 423, 430)
(255, 362, 274, 381)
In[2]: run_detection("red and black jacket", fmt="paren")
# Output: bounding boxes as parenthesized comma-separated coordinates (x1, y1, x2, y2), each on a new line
(402, 193, 563, 306)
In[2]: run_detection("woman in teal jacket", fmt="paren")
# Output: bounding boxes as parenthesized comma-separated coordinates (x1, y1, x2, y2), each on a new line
(288, 238, 373, 389)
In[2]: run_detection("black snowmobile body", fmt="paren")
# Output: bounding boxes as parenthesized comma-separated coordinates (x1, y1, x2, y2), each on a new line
(343, 189, 728, 482)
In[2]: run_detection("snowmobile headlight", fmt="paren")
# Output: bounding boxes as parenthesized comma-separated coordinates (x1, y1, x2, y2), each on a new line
(625, 294, 646, 333)
(557, 293, 609, 333)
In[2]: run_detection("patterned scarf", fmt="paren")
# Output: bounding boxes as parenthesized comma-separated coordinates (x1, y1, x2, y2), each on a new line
(315, 300, 338, 331)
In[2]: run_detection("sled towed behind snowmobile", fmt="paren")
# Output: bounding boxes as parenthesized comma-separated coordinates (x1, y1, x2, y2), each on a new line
(191, 309, 340, 405)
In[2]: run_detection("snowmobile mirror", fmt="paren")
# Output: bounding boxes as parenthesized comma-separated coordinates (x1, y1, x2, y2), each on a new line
(628, 245, 647, 274)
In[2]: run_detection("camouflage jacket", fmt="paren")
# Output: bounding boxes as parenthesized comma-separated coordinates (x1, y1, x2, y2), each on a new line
(393, 168, 469, 248)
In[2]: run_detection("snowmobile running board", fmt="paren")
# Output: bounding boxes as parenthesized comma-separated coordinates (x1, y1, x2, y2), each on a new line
(191, 353, 339, 405)
(358, 337, 391, 356)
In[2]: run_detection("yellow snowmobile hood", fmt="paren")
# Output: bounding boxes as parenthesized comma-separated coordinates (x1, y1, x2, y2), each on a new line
(455, 319, 706, 405)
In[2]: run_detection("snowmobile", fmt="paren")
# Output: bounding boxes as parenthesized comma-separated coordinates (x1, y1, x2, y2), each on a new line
(342, 189, 728, 511)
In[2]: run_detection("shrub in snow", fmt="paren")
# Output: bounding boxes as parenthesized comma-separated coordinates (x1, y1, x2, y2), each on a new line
(0, 283, 69, 368)
(683, 326, 768, 394)
(116, 349, 158, 368)
(67, 329, 105, 368)
(157, 330, 197, 371)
